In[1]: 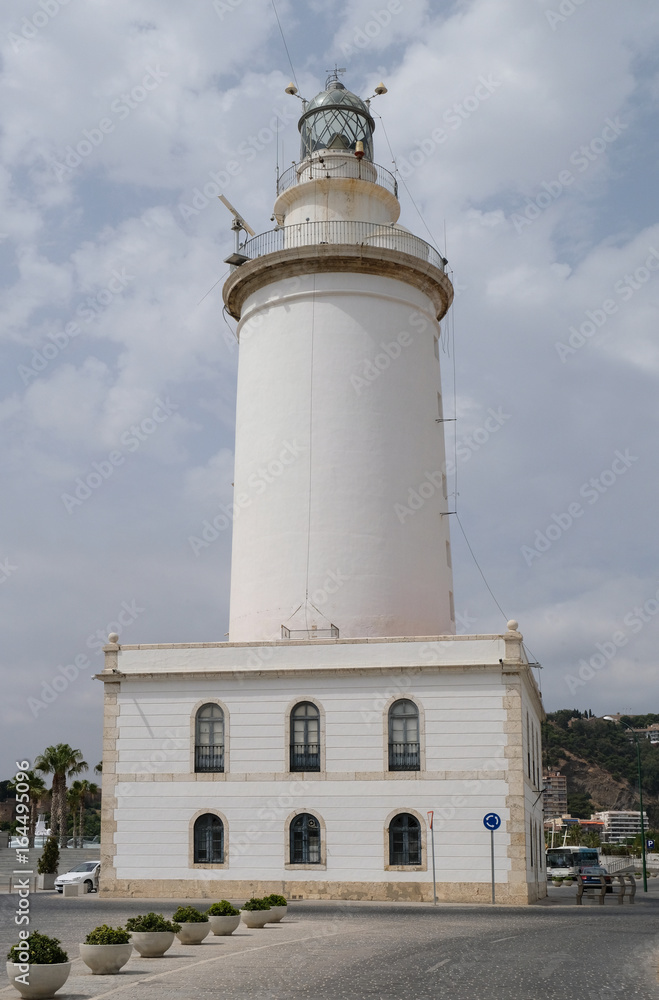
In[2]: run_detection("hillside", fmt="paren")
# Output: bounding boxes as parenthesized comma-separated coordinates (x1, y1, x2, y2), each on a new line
(543, 711, 659, 827)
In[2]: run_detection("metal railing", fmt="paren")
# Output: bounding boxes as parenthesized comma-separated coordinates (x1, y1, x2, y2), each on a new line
(388, 742, 421, 771)
(277, 158, 398, 198)
(194, 744, 224, 773)
(290, 743, 320, 772)
(240, 221, 447, 272)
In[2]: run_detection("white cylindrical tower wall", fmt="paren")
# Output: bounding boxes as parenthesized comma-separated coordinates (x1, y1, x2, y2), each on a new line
(228, 269, 454, 642)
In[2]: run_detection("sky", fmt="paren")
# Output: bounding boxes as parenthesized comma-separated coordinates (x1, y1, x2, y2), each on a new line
(1, 0, 658, 780)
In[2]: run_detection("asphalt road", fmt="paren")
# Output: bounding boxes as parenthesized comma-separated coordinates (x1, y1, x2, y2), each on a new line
(1, 884, 658, 999)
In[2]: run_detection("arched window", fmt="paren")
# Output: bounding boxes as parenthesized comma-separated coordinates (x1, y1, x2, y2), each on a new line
(194, 813, 224, 863)
(389, 813, 421, 866)
(290, 702, 320, 772)
(195, 703, 224, 773)
(388, 699, 420, 771)
(290, 813, 321, 864)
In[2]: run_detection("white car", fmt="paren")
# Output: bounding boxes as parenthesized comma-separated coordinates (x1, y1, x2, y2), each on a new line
(54, 861, 100, 893)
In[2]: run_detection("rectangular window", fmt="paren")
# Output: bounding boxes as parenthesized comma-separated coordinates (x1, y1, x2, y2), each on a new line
(433, 336, 439, 361)
(446, 541, 452, 568)
(437, 392, 443, 419)
(449, 590, 455, 621)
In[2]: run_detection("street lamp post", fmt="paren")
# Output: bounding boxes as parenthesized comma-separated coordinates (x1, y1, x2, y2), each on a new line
(604, 717, 648, 892)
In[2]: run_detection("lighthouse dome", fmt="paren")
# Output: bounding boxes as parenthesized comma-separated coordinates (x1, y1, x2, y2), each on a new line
(299, 78, 375, 161)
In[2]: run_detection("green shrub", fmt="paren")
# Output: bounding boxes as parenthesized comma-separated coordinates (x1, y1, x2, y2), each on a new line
(241, 897, 271, 911)
(125, 913, 180, 933)
(206, 900, 240, 916)
(263, 894, 287, 907)
(7, 931, 68, 964)
(37, 837, 60, 876)
(84, 925, 130, 945)
(172, 906, 208, 923)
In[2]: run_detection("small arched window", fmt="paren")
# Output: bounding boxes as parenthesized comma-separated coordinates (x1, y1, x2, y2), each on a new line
(194, 813, 224, 863)
(195, 703, 224, 773)
(389, 813, 421, 866)
(290, 702, 320, 772)
(290, 813, 321, 864)
(388, 700, 420, 771)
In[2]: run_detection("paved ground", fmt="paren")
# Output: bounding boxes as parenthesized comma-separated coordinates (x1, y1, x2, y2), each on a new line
(1, 884, 659, 999)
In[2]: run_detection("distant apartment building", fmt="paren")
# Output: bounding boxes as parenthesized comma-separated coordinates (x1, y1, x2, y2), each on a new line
(543, 771, 568, 820)
(594, 810, 649, 843)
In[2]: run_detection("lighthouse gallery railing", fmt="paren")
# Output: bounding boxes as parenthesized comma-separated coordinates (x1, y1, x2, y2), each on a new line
(241, 221, 447, 272)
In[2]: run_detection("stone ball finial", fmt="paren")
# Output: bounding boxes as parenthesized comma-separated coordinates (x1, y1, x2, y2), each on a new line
(108, 632, 119, 644)
(506, 620, 519, 632)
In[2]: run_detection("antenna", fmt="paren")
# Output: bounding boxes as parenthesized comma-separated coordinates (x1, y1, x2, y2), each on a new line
(218, 195, 256, 267)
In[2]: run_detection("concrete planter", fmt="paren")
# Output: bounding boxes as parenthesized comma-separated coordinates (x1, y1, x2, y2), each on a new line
(241, 909, 271, 928)
(79, 943, 133, 975)
(176, 922, 210, 945)
(129, 932, 175, 958)
(208, 914, 241, 936)
(6, 962, 71, 999)
(37, 875, 56, 891)
(266, 905, 287, 923)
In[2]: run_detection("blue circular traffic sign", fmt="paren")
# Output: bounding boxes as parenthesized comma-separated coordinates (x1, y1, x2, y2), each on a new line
(483, 812, 501, 831)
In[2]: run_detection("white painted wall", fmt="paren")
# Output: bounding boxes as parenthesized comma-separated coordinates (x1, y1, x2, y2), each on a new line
(112, 665, 513, 883)
(229, 272, 454, 642)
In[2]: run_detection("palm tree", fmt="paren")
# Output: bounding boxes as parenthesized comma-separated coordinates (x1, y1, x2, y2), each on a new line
(67, 782, 83, 848)
(76, 779, 99, 845)
(35, 745, 88, 847)
(8, 771, 46, 847)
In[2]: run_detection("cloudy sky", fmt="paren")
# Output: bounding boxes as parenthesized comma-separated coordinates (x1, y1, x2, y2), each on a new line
(1, 0, 658, 779)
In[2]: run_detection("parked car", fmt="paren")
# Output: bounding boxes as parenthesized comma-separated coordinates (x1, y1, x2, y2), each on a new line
(579, 865, 613, 892)
(54, 861, 100, 893)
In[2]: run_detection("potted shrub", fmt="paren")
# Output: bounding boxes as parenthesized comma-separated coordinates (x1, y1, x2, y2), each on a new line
(79, 926, 132, 975)
(240, 897, 272, 929)
(263, 894, 288, 923)
(552, 876, 563, 886)
(172, 906, 210, 945)
(125, 913, 180, 958)
(6, 931, 70, 999)
(206, 901, 241, 936)
(36, 838, 59, 891)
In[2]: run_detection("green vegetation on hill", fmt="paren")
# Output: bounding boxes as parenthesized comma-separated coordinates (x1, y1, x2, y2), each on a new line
(543, 710, 659, 827)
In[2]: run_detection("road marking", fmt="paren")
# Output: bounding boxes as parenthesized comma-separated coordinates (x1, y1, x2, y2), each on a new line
(82, 930, 342, 1000)
(491, 935, 518, 943)
(426, 958, 451, 972)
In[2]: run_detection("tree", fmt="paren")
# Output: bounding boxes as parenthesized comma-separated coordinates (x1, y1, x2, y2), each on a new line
(8, 771, 46, 847)
(567, 791, 593, 819)
(35, 745, 88, 847)
(76, 779, 99, 844)
(67, 782, 83, 848)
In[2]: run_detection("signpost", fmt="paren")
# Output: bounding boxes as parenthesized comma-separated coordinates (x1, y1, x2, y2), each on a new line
(483, 812, 501, 904)
(427, 811, 437, 905)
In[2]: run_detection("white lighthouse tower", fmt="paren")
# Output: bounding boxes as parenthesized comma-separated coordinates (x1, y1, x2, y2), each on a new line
(225, 72, 455, 642)
(99, 74, 545, 906)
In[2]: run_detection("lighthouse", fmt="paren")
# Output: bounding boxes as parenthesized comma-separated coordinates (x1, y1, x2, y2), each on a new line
(99, 74, 545, 906)
(224, 72, 455, 642)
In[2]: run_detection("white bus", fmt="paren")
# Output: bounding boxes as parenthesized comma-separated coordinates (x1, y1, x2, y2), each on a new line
(545, 846, 599, 878)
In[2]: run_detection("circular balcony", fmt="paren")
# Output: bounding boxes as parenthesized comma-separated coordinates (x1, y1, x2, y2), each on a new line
(277, 158, 398, 199)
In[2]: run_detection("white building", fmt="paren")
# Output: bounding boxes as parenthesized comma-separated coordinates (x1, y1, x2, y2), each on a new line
(594, 811, 649, 844)
(99, 73, 545, 904)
